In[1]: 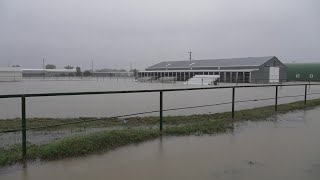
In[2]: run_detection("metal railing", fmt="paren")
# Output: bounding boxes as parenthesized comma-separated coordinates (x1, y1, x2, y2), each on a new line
(0, 83, 320, 158)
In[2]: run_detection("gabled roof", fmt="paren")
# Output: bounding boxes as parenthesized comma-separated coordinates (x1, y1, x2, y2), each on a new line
(146, 56, 276, 70)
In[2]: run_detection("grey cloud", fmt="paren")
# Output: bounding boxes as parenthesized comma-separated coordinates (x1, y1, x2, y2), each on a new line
(0, 0, 319, 70)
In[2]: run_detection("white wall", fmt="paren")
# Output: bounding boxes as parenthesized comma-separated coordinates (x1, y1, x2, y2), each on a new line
(0, 68, 23, 81)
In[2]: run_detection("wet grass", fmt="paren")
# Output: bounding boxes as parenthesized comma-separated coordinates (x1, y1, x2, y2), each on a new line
(0, 129, 160, 166)
(1, 98, 320, 167)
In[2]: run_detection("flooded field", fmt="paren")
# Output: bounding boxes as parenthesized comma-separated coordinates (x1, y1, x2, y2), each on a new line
(1, 107, 320, 180)
(0, 79, 320, 119)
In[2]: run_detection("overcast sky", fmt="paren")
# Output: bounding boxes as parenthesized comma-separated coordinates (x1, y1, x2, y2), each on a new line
(0, 0, 319, 70)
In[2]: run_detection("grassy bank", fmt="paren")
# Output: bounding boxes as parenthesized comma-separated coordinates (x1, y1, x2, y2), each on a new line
(1, 98, 320, 166)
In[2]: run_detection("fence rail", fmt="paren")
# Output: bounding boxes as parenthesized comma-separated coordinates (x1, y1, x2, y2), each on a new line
(1, 83, 320, 159)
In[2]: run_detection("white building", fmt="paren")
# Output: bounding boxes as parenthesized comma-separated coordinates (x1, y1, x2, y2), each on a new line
(22, 69, 77, 77)
(0, 67, 23, 81)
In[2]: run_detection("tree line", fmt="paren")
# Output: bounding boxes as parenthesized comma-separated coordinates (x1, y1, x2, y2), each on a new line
(44, 64, 87, 76)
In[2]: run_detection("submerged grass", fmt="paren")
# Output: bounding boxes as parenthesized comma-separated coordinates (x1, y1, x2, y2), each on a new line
(1, 98, 320, 167)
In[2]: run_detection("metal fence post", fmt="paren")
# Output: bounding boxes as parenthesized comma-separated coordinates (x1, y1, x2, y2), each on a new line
(160, 91, 163, 132)
(309, 81, 311, 90)
(305, 84, 307, 105)
(275, 85, 278, 111)
(21, 96, 27, 159)
(232, 87, 235, 118)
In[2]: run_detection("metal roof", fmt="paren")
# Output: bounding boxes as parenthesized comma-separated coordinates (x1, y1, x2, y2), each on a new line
(146, 56, 276, 70)
(140, 69, 258, 73)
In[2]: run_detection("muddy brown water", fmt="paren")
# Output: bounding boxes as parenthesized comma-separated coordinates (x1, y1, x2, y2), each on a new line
(1, 107, 320, 180)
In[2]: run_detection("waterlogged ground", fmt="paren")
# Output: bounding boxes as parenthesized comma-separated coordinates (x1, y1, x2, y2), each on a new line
(1, 79, 320, 119)
(1, 107, 320, 180)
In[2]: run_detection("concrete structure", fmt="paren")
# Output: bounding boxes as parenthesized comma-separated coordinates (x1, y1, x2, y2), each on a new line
(0, 67, 23, 81)
(138, 56, 286, 83)
(186, 75, 220, 85)
(22, 69, 77, 77)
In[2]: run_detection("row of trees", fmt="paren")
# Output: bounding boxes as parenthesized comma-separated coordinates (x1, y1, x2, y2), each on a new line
(44, 64, 86, 76)
(45, 64, 75, 69)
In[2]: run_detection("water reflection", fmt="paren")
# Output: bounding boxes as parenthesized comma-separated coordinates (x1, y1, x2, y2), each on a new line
(21, 163, 27, 180)
(1, 108, 320, 180)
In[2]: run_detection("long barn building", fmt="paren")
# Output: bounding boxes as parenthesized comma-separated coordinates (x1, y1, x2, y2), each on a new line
(138, 56, 287, 83)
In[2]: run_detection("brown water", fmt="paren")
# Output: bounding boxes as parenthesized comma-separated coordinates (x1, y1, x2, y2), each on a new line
(1, 108, 320, 180)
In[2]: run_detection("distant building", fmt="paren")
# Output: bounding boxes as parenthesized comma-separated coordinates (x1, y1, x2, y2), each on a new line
(22, 69, 77, 77)
(138, 56, 287, 83)
(0, 67, 23, 81)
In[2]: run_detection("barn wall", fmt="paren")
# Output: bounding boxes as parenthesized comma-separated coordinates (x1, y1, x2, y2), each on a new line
(251, 57, 287, 83)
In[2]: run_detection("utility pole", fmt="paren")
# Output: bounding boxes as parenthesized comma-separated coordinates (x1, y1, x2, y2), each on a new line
(188, 52, 192, 61)
(43, 58, 45, 70)
(91, 59, 94, 73)
(42, 58, 46, 79)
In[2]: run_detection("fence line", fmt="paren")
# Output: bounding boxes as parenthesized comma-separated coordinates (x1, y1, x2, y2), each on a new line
(1, 83, 320, 159)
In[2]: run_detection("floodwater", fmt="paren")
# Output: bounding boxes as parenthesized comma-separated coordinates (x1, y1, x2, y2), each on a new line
(0, 78, 320, 119)
(1, 107, 320, 180)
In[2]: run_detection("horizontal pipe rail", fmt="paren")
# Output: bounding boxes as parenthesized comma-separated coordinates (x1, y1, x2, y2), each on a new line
(0, 83, 320, 99)
(1, 83, 320, 134)
(3, 93, 320, 134)
(2, 82, 320, 159)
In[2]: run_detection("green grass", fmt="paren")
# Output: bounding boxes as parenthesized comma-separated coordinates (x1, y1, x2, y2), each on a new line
(1, 98, 320, 167)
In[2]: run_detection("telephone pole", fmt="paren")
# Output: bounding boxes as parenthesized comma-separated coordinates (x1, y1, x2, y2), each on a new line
(130, 62, 132, 71)
(91, 59, 94, 73)
(188, 52, 192, 61)
(43, 58, 45, 70)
